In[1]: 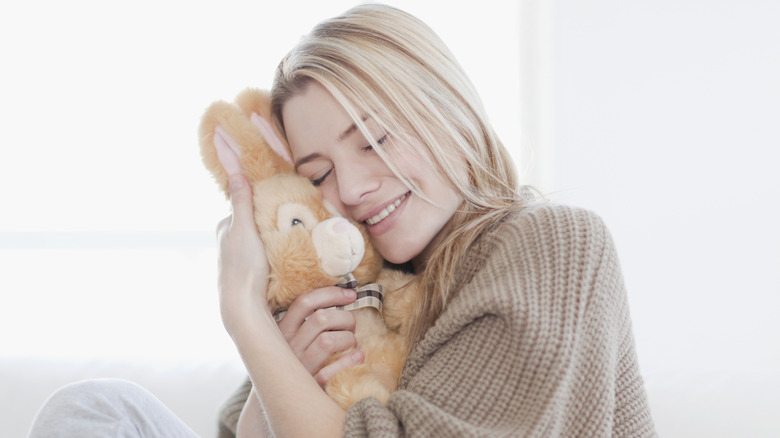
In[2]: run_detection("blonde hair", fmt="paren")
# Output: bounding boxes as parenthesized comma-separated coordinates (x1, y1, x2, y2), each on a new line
(271, 3, 530, 345)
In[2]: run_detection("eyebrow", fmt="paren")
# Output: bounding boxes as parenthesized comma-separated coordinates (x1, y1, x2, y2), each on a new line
(337, 114, 370, 142)
(294, 114, 371, 171)
(337, 122, 359, 142)
(294, 152, 323, 172)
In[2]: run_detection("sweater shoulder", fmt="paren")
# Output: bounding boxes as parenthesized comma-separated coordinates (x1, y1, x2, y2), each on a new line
(492, 203, 609, 249)
(447, 203, 618, 323)
(471, 203, 613, 283)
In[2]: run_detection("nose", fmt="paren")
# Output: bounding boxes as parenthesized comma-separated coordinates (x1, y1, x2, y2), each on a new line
(311, 217, 366, 276)
(336, 161, 380, 206)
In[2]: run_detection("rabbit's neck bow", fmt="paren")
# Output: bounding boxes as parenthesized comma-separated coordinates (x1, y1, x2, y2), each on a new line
(273, 273, 384, 323)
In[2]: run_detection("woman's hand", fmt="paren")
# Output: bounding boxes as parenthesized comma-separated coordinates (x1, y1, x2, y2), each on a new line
(277, 287, 365, 387)
(216, 174, 271, 337)
(217, 173, 364, 385)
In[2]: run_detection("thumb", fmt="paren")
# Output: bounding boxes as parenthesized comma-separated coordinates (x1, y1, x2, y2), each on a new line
(228, 174, 254, 226)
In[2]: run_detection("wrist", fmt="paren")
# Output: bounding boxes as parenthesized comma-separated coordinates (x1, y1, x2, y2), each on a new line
(219, 275, 271, 334)
(227, 307, 279, 351)
(227, 306, 347, 437)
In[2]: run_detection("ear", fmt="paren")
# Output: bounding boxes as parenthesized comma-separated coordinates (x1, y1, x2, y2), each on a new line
(235, 88, 294, 169)
(199, 91, 293, 196)
(213, 125, 243, 177)
(251, 112, 293, 166)
(199, 100, 240, 196)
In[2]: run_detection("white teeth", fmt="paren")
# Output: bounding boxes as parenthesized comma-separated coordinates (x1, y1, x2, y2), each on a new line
(365, 193, 408, 225)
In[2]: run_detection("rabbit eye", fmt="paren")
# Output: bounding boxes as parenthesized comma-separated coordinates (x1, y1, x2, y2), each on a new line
(277, 203, 317, 232)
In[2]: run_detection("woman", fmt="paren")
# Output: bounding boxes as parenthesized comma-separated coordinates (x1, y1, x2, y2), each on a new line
(218, 4, 655, 437)
(30, 4, 655, 437)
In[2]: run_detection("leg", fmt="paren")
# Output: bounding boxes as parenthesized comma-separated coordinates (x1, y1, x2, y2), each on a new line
(29, 378, 199, 438)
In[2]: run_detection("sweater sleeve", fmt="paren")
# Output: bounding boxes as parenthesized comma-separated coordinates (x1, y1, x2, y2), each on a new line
(217, 377, 251, 438)
(344, 204, 655, 437)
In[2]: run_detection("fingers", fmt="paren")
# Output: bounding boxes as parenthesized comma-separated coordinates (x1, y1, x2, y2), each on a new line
(284, 307, 357, 349)
(214, 174, 269, 335)
(216, 174, 264, 272)
(215, 175, 254, 244)
(284, 308, 356, 373)
(300, 330, 358, 375)
(277, 286, 359, 375)
(314, 350, 364, 388)
(227, 174, 254, 230)
(281, 286, 357, 330)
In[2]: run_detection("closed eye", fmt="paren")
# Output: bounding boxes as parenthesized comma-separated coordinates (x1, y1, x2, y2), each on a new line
(310, 134, 386, 186)
(364, 134, 388, 152)
(311, 168, 332, 187)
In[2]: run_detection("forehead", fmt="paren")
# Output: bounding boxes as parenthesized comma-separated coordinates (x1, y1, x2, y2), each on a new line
(282, 83, 354, 159)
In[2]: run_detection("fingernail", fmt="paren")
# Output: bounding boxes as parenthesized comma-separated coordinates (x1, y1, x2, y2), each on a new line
(351, 350, 364, 364)
(343, 288, 356, 300)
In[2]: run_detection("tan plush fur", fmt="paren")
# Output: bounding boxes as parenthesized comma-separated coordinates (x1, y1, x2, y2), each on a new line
(199, 88, 418, 409)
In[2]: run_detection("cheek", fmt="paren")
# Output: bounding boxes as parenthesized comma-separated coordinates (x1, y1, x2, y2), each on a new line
(319, 185, 348, 217)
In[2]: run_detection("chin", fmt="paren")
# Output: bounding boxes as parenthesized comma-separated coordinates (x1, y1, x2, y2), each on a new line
(380, 252, 411, 266)
(375, 242, 416, 266)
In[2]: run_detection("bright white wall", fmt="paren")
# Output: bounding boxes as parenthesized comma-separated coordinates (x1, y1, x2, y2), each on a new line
(4, 0, 776, 390)
(534, 0, 780, 375)
(0, 1, 520, 365)
(0, 0, 520, 235)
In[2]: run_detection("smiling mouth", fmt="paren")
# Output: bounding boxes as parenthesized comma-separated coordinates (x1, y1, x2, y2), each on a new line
(365, 192, 410, 225)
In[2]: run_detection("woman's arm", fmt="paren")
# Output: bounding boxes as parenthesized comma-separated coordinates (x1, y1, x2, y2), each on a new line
(231, 289, 366, 438)
(217, 174, 357, 437)
(236, 388, 271, 438)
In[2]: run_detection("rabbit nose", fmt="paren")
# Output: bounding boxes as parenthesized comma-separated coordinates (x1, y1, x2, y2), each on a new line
(333, 218, 352, 234)
(312, 217, 366, 276)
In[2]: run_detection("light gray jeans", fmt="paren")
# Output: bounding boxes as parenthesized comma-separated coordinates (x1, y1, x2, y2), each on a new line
(29, 378, 200, 438)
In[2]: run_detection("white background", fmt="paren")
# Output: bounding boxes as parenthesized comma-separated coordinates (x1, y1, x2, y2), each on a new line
(545, 0, 780, 375)
(1, 0, 778, 389)
(0, 0, 521, 366)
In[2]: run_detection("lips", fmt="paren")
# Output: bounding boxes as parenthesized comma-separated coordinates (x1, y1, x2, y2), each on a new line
(364, 192, 410, 225)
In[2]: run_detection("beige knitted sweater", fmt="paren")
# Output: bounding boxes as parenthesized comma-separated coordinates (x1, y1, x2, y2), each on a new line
(218, 204, 656, 437)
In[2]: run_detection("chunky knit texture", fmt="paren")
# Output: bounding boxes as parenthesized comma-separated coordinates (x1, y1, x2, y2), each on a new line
(218, 204, 656, 437)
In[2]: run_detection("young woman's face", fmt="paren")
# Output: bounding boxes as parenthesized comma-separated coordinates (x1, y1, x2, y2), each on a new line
(282, 82, 461, 267)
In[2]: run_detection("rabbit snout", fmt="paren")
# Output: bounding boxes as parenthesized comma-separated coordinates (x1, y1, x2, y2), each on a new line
(312, 217, 366, 276)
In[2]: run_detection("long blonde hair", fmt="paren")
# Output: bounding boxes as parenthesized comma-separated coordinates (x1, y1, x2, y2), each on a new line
(271, 4, 530, 344)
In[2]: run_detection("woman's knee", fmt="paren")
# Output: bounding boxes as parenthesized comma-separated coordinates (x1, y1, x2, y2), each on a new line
(44, 378, 145, 410)
(30, 379, 153, 437)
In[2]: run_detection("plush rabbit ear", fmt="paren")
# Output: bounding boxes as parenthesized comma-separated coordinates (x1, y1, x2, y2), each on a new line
(235, 88, 294, 168)
(251, 112, 293, 166)
(199, 90, 293, 197)
(213, 125, 243, 177)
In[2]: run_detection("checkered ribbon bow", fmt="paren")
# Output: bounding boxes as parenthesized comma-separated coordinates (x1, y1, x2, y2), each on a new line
(273, 273, 384, 323)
